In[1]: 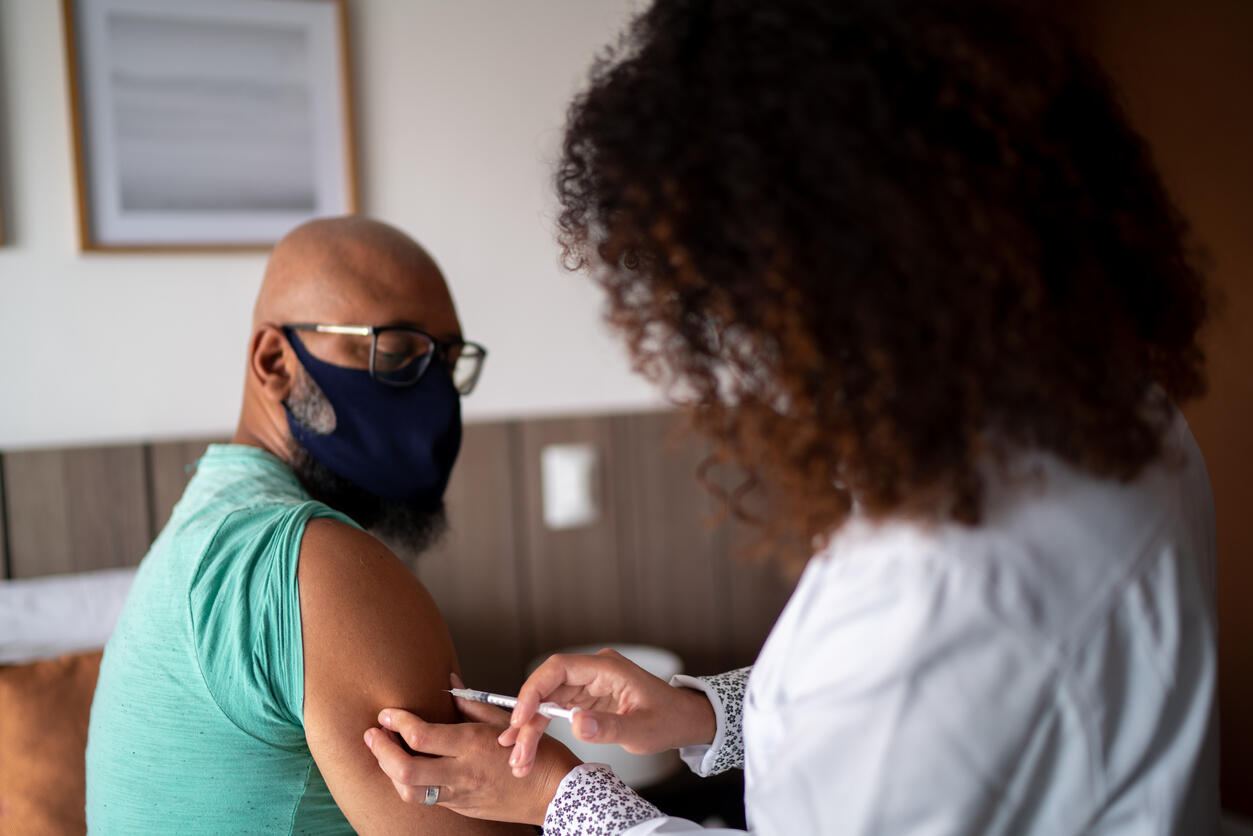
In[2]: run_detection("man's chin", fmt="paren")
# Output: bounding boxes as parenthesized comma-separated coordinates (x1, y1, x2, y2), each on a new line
(288, 445, 448, 560)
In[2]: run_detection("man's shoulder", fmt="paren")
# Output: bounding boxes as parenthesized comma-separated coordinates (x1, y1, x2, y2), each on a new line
(296, 516, 446, 641)
(301, 514, 384, 552)
(298, 516, 425, 605)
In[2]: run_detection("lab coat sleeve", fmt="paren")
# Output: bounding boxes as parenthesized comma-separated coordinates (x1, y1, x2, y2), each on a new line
(543, 764, 749, 836)
(542, 667, 754, 836)
(671, 667, 751, 776)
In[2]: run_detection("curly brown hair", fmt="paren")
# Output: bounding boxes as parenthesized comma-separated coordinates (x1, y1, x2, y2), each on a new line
(556, 0, 1208, 566)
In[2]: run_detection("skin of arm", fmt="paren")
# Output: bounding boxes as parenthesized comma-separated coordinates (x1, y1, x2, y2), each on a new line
(298, 518, 529, 835)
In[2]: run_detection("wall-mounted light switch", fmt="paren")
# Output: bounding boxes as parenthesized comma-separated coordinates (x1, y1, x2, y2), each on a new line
(541, 443, 600, 530)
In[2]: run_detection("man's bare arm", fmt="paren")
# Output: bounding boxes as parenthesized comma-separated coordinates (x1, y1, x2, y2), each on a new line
(298, 518, 529, 835)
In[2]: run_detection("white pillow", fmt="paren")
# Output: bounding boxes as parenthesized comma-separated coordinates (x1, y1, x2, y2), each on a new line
(0, 567, 137, 664)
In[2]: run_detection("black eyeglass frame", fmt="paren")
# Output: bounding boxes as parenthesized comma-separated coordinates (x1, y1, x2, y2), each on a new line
(283, 323, 487, 394)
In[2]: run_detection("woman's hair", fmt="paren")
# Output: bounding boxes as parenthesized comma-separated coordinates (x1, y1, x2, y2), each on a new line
(556, 0, 1209, 565)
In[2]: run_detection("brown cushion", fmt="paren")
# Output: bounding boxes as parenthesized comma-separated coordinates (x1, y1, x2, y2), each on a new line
(0, 650, 102, 836)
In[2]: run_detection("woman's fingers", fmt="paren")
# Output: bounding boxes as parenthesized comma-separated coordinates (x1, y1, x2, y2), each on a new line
(391, 776, 462, 809)
(364, 706, 581, 826)
(507, 713, 555, 777)
(497, 724, 520, 747)
(510, 656, 567, 727)
(503, 649, 671, 775)
(365, 727, 448, 788)
(498, 711, 547, 748)
(508, 709, 613, 777)
(512, 652, 616, 726)
(378, 709, 463, 757)
(390, 777, 429, 807)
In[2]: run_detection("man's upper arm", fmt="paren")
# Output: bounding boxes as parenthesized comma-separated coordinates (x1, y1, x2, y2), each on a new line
(298, 518, 527, 835)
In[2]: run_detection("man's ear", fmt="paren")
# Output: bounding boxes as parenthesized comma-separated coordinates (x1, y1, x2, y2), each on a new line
(250, 325, 297, 403)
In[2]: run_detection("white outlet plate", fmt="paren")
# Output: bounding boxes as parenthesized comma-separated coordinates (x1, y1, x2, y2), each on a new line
(540, 443, 600, 529)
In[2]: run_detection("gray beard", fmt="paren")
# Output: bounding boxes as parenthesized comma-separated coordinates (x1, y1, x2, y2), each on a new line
(284, 367, 448, 562)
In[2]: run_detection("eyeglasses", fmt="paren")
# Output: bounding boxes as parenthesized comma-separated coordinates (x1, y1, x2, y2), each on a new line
(283, 323, 487, 394)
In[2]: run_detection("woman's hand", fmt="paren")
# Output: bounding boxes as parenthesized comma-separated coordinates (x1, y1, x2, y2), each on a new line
(363, 675, 582, 825)
(502, 648, 716, 778)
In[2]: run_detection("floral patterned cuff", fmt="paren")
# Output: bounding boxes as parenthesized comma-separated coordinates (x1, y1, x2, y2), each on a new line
(542, 763, 662, 836)
(670, 666, 750, 776)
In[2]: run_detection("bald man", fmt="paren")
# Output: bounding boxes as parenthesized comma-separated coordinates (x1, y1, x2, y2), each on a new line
(86, 218, 534, 834)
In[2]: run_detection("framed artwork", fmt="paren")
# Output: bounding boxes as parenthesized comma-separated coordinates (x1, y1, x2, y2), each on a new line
(62, 0, 357, 252)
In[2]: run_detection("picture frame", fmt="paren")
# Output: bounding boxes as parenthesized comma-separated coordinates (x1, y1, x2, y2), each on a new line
(62, 0, 358, 252)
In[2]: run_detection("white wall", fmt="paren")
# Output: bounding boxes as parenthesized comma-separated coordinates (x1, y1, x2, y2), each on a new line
(0, 0, 661, 450)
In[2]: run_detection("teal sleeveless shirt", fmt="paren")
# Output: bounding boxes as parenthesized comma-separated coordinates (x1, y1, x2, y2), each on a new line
(87, 444, 360, 834)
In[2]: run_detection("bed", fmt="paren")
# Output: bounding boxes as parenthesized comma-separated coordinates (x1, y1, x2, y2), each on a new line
(0, 568, 135, 834)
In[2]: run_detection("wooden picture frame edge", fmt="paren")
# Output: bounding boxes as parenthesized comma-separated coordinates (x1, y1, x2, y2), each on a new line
(335, 0, 361, 217)
(62, 0, 94, 253)
(60, 0, 359, 254)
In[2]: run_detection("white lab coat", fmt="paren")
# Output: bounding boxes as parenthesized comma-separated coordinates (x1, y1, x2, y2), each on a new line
(619, 414, 1218, 835)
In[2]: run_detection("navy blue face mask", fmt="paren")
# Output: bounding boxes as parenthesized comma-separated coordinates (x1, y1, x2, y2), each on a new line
(283, 330, 462, 509)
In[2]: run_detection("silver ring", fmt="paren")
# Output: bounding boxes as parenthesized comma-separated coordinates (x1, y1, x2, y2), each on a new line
(423, 785, 440, 806)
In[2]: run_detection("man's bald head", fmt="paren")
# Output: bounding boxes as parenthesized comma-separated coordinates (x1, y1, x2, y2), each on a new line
(235, 216, 464, 557)
(253, 216, 458, 337)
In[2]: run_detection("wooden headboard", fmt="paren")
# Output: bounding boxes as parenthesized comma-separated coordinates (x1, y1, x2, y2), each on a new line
(0, 411, 795, 692)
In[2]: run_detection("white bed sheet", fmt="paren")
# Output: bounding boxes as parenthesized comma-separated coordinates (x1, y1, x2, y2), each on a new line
(0, 567, 136, 664)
